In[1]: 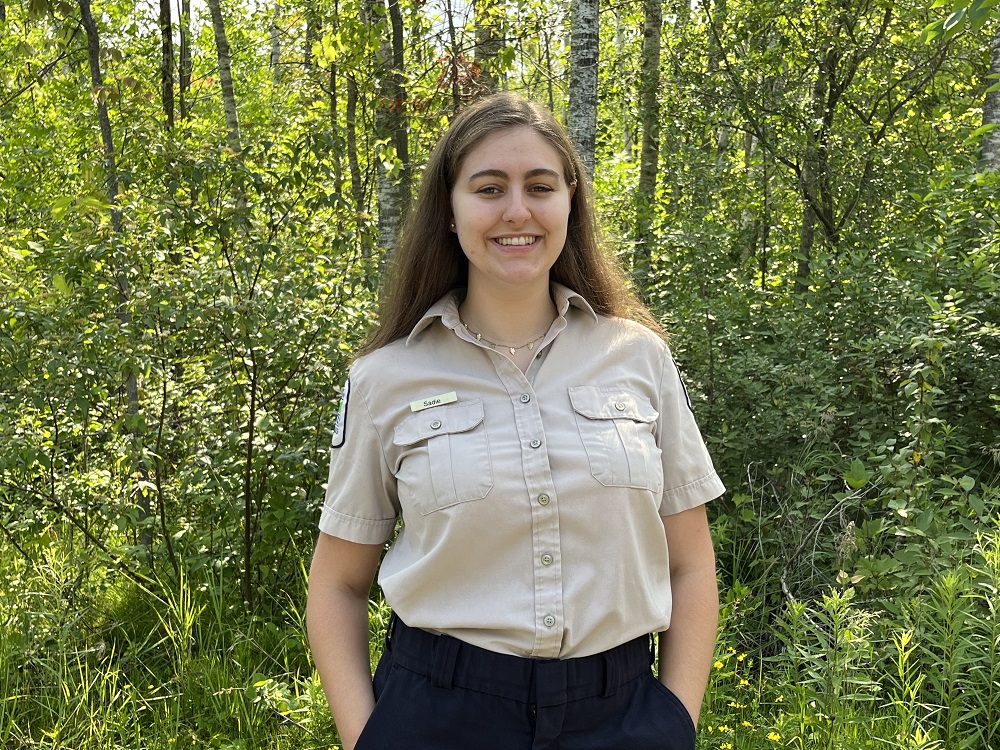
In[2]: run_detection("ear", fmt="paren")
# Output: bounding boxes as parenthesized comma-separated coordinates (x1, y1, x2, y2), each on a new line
(568, 180, 577, 199)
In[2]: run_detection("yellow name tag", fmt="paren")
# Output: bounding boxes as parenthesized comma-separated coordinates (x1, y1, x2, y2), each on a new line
(410, 391, 458, 412)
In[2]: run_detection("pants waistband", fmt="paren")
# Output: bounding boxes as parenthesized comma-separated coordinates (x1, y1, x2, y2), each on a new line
(384, 615, 655, 706)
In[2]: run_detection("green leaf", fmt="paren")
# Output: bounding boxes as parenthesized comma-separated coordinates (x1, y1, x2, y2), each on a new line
(943, 7, 967, 31)
(843, 459, 873, 490)
(958, 475, 976, 491)
(53, 273, 70, 295)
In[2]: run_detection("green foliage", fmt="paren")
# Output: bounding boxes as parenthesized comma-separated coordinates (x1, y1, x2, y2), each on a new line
(1, 0, 999, 747)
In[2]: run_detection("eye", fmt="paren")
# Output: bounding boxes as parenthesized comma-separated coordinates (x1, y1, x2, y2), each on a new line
(476, 185, 502, 195)
(528, 184, 555, 193)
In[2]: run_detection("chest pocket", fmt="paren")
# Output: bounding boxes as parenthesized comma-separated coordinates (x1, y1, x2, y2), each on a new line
(393, 400, 494, 515)
(568, 386, 663, 492)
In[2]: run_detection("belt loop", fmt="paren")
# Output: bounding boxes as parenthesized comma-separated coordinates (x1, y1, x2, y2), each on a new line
(384, 611, 399, 654)
(430, 633, 460, 689)
(602, 651, 620, 698)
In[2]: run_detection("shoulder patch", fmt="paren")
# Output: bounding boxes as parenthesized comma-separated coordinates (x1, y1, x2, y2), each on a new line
(331, 378, 351, 449)
(673, 360, 694, 414)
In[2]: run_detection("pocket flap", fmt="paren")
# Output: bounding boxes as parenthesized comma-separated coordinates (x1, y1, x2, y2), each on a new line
(568, 386, 658, 422)
(393, 400, 485, 446)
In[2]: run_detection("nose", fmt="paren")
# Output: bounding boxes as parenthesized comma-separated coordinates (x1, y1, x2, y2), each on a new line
(502, 188, 530, 224)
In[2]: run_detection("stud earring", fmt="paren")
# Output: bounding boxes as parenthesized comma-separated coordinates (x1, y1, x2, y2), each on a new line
(450, 222, 456, 230)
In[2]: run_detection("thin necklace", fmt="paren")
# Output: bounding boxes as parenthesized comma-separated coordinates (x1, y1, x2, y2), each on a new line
(460, 318, 547, 355)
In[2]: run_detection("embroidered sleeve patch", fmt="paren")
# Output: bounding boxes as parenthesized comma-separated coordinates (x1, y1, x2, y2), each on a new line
(331, 378, 351, 449)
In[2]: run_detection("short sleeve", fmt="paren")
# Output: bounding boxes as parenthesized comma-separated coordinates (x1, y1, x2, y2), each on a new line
(656, 349, 726, 515)
(318, 369, 399, 543)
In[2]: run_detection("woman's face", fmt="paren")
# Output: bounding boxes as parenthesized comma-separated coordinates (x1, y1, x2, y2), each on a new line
(450, 126, 574, 297)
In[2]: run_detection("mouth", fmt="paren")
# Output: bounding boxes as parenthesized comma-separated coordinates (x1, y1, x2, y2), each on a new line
(493, 235, 540, 247)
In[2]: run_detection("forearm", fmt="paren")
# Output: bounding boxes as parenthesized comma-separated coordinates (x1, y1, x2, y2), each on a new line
(306, 584, 376, 750)
(657, 562, 719, 725)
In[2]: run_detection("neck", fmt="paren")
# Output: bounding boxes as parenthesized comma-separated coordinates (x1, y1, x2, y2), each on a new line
(460, 280, 557, 345)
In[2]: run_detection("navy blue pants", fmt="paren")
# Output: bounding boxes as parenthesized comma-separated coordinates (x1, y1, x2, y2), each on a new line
(354, 617, 696, 750)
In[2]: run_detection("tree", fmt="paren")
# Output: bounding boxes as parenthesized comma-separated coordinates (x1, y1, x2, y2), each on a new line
(363, 0, 411, 256)
(569, 0, 599, 176)
(474, 0, 506, 93)
(207, 0, 243, 153)
(159, 0, 174, 127)
(633, 0, 662, 278)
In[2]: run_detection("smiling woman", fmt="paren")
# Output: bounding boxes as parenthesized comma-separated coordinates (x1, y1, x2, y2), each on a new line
(305, 92, 725, 750)
(450, 126, 575, 353)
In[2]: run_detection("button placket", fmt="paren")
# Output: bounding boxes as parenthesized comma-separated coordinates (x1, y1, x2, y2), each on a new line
(493, 362, 562, 657)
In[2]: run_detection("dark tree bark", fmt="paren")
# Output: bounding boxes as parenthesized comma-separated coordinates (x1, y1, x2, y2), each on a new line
(178, 0, 192, 120)
(159, 0, 174, 127)
(633, 0, 662, 279)
(569, 0, 599, 177)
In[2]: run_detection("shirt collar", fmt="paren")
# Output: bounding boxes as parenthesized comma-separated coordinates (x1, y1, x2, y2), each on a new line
(405, 283, 599, 346)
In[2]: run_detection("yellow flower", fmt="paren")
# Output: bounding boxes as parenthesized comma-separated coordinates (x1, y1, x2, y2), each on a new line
(737, 653, 747, 662)
(739, 679, 749, 686)
(768, 731, 782, 741)
(721, 744, 734, 750)
(742, 720, 752, 727)
(776, 695, 784, 702)
(714, 660, 725, 670)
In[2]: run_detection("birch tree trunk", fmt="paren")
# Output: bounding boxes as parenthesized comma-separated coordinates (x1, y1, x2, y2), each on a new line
(159, 0, 174, 127)
(474, 0, 505, 93)
(363, 0, 410, 257)
(569, 0, 599, 177)
(207, 0, 243, 154)
(270, 2, 281, 86)
(78, 0, 147, 540)
(981, 23, 1000, 171)
(634, 0, 662, 279)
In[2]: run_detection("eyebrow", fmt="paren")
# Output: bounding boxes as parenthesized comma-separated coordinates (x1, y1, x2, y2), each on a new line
(466, 167, 562, 182)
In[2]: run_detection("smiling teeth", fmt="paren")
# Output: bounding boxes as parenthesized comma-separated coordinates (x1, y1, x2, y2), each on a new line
(496, 236, 537, 246)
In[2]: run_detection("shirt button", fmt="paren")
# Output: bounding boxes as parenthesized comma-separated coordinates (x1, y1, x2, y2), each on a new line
(537, 494, 550, 506)
(430, 419, 442, 429)
(520, 393, 531, 403)
(543, 615, 556, 627)
(615, 401, 626, 411)
(541, 554, 553, 566)
(529, 438, 541, 449)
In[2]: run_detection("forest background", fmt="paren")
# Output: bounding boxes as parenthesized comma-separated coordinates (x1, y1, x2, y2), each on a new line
(2, 0, 999, 747)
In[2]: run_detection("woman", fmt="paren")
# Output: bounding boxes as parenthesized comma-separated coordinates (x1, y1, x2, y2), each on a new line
(306, 92, 725, 750)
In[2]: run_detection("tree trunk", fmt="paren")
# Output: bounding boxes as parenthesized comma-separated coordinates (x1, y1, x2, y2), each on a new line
(446, 0, 462, 111)
(159, 0, 174, 127)
(569, 0, 599, 177)
(178, 0, 191, 120)
(981, 23, 1000, 171)
(78, 0, 147, 542)
(207, 0, 243, 154)
(363, 0, 410, 257)
(304, 8, 320, 69)
(346, 75, 364, 213)
(270, 2, 281, 86)
(633, 0, 661, 280)
(474, 0, 504, 93)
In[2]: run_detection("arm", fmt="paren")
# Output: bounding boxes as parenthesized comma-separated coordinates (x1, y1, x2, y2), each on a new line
(306, 531, 384, 750)
(657, 503, 718, 725)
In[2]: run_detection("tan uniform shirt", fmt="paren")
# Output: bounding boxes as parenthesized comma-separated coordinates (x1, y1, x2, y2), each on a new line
(319, 284, 725, 659)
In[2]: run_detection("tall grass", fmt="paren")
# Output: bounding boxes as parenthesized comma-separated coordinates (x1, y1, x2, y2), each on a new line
(2, 524, 999, 749)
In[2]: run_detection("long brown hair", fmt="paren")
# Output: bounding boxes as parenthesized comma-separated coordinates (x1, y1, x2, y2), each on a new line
(358, 92, 660, 356)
